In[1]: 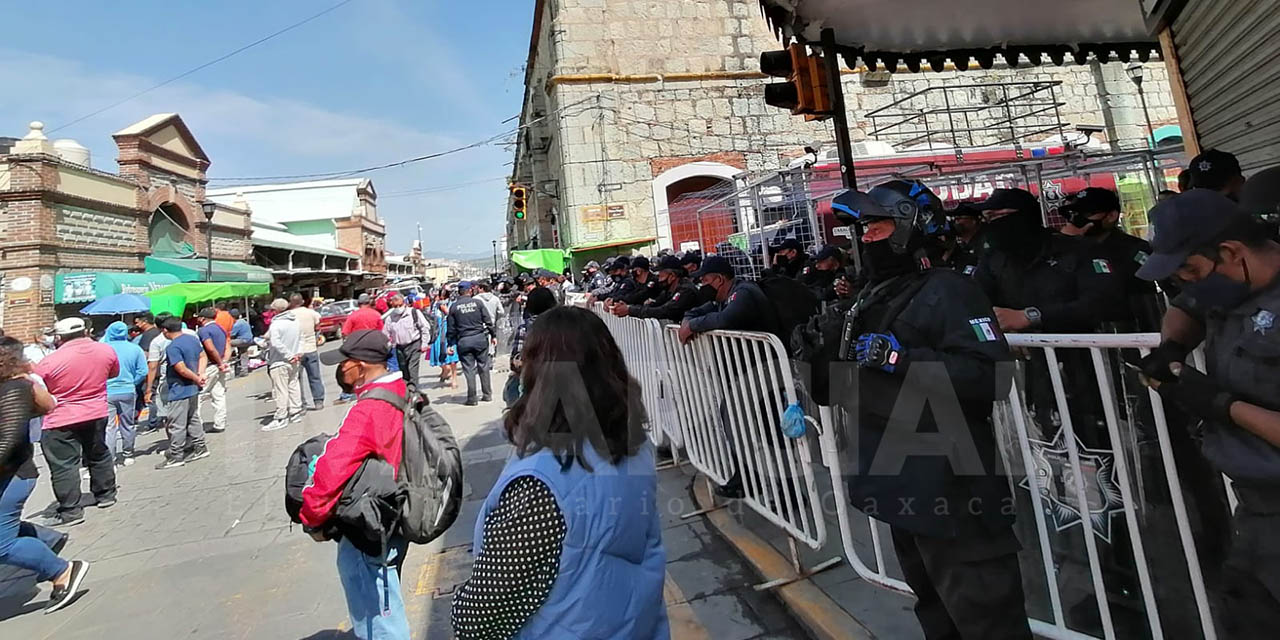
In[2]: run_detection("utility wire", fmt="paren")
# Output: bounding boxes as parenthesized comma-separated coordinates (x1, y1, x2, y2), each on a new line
(48, 0, 360, 134)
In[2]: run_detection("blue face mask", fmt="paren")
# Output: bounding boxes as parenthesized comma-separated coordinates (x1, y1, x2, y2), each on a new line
(1183, 258, 1252, 312)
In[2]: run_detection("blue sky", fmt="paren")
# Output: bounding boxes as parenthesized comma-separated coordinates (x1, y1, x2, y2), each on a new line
(0, 0, 532, 256)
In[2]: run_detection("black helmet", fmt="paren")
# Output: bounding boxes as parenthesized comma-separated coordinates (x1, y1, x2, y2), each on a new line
(831, 179, 946, 254)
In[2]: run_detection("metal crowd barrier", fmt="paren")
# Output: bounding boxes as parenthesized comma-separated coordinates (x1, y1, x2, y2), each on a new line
(819, 333, 1222, 640)
(593, 307, 683, 450)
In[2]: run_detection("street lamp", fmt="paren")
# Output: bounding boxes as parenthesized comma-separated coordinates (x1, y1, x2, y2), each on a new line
(201, 200, 217, 282)
(492, 239, 499, 273)
(1126, 62, 1163, 197)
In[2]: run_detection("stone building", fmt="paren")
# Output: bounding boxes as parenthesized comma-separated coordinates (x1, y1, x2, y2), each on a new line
(0, 115, 258, 339)
(509, 0, 1179, 265)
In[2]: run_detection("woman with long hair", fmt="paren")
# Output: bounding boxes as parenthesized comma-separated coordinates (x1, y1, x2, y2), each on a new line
(452, 306, 668, 640)
(0, 336, 90, 614)
(429, 300, 459, 389)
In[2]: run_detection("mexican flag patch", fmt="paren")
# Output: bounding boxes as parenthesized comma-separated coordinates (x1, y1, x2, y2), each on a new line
(969, 317, 999, 342)
(1092, 258, 1113, 274)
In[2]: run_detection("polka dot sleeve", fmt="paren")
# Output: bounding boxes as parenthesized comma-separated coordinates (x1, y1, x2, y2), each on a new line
(451, 475, 566, 640)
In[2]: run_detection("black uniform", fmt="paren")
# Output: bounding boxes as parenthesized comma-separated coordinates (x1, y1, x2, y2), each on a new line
(946, 237, 985, 276)
(804, 268, 1030, 640)
(799, 263, 841, 302)
(447, 294, 497, 403)
(606, 276, 638, 303)
(584, 270, 610, 294)
(684, 279, 779, 335)
(772, 252, 807, 279)
(621, 273, 662, 306)
(1077, 230, 1160, 331)
(629, 280, 700, 323)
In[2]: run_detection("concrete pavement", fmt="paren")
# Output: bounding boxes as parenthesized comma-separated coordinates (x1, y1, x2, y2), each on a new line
(0, 345, 806, 639)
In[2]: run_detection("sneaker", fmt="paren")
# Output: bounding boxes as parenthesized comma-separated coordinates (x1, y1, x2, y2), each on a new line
(155, 457, 185, 470)
(39, 513, 85, 528)
(207, 425, 226, 433)
(309, 401, 324, 411)
(95, 497, 117, 509)
(333, 396, 352, 405)
(122, 457, 135, 467)
(289, 413, 305, 423)
(464, 398, 478, 407)
(261, 419, 290, 432)
(187, 448, 211, 462)
(481, 394, 493, 402)
(44, 560, 89, 614)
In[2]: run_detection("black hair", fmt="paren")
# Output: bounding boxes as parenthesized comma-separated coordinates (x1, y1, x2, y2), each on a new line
(0, 336, 25, 379)
(504, 306, 647, 469)
(155, 312, 174, 324)
(162, 317, 184, 332)
(136, 312, 156, 325)
(525, 286, 557, 316)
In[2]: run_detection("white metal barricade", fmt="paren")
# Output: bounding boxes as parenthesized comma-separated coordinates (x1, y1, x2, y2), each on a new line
(591, 305, 685, 451)
(819, 333, 1222, 640)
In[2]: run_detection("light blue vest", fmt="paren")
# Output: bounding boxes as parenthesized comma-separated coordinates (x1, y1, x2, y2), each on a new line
(474, 442, 670, 639)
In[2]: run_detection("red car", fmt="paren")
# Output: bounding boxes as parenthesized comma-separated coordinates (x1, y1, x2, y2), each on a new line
(318, 300, 358, 340)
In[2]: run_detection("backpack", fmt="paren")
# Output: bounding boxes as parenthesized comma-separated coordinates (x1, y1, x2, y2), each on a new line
(362, 388, 464, 545)
(284, 432, 332, 525)
(757, 275, 819, 347)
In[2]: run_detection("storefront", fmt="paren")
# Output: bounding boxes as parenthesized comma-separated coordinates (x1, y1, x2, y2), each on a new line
(144, 256, 274, 283)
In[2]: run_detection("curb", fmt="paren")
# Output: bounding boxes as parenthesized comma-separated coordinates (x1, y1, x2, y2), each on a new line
(690, 479, 876, 640)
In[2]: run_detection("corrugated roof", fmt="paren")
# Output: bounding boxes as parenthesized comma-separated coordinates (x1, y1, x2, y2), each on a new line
(758, 0, 1159, 73)
(251, 226, 356, 258)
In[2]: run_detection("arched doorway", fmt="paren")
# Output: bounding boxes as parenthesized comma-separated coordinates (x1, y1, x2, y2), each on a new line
(651, 161, 743, 251)
(148, 204, 194, 257)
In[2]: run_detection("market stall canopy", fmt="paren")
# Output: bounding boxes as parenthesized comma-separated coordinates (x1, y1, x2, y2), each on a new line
(510, 248, 568, 273)
(55, 272, 181, 304)
(757, 0, 1159, 72)
(145, 256, 274, 283)
(80, 293, 152, 316)
(144, 282, 270, 304)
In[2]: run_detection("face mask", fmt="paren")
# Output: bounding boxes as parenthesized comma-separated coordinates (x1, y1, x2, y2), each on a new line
(336, 362, 359, 395)
(698, 283, 718, 304)
(774, 254, 790, 268)
(1183, 259, 1252, 311)
(862, 238, 918, 282)
(983, 212, 1041, 259)
(38, 335, 54, 347)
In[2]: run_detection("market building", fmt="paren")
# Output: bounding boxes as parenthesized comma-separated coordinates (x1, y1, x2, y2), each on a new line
(0, 114, 267, 339)
(508, 0, 1179, 268)
(385, 240, 425, 281)
(206, 178, 388, 299)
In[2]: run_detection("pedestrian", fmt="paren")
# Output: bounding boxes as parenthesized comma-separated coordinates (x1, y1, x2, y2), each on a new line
(228, 309, 254, 376)
(156, 316, 210, 469)
(32, 317, 119, 526)
(611, 254, 700, 322)
(214, 301, 235, 337)
(505, 286, 557, 406)
(289, 294, 326, 411)
(1134, 190, 1280, 638)
(0, 336, 91, 613)
(336, 293, 384, 405)
(22, 327, 55, 365)
(813, 181, 1032, 640)
(102, 321, 147, 466)
(769, 237, 807, 278)
(381, 293, 429, 391)
(447, 281, 496, 406)
(143, 312, 194, 435)
(429, 300, 459, 389)
(194, 308, 230, 433)
(264, 298, 304, 432)
(300, 330, 411, 640)
(473, 282, 506, 352)
(452, 306, 667, 640)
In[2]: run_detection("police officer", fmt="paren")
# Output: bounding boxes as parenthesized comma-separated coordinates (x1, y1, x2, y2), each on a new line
(446, 281, 497, 406)
(604, 256, 637, 303)
(942, 203, 984, 275)
(583, 260, 610, 293)
(611, 255, 700, 323)
(770, 237, 807, 278)
(799, 245, 848, 302)
(1187, 148, 1246, 201)
(1059, 187, 1160, 331)
(1135, 189, 1280, 638)
(618, 255, 661, 306)
(679, 251, 701, 277)
(807, 179, 1031, 639)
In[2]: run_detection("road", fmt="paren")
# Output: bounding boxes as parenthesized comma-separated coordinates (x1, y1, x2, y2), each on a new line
(0, 345, 806, 639)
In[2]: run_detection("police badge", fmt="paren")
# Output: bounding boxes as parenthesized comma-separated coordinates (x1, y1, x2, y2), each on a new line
(1252, 309, 1275, 335)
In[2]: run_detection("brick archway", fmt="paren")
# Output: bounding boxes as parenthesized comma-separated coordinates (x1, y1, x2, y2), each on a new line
(145, 185, 196, 229)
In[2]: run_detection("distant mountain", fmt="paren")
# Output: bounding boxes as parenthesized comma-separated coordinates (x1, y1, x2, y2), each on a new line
(423, 250, 491, 261)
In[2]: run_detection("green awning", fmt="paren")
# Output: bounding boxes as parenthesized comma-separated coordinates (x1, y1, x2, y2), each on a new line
(55, 272, 182, 304)
(510, 249, 568, 273)
(144, 282, 271, 304)
(145, 256, 274, 283)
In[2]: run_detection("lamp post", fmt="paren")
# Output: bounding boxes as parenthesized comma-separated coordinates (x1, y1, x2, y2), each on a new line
(492, 239, 499, 273)
(201, 200, 217, 282)
(1126, 62, 1163, 197)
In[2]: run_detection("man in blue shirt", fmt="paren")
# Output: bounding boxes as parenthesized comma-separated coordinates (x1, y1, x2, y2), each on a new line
(159, 317, 208, 470)
(228, 309, 254, 376)
(195, 307, 229, 433)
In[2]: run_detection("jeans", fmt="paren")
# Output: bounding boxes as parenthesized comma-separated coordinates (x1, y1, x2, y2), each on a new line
(106, 392, 137, 459)
(393, 340, 421, 391)
(165, 396, 205, 460)
(387, 348, 399, 373)
(337, 535, 410, 640)
(269, 362, 303, 420)
(199, 366, 228, 431)
(458, 338, 492, 402)
(42, 418, 116, 518)
(0, 475, 69, 581)
(298, 351, 325, 407)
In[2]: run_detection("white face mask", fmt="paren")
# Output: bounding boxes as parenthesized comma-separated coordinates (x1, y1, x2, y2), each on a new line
(38, 335, 54, 347)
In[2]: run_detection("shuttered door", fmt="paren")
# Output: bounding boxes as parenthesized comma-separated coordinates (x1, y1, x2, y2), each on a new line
(1173, 0, 1280, 172)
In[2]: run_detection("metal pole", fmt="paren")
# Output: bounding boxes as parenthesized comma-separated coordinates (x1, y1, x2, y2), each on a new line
(1136, 85, 1164, 199)
(206, 218, 213, 283)
(492, 240, 499, 273)
(820, 28, 856, 190)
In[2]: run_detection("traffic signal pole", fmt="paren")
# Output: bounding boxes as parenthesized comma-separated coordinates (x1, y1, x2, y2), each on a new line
(820, 28, 857, 190)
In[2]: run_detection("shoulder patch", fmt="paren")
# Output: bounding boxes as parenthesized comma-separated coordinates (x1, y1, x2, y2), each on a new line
(968, 317, 1000, 342)
(729, 292, 738, 304)
(672, 293, 680, 301)
(962, 265, 976, 275)
(1253, 309, 1276, 335)
(1092, 258, 1113, 274)
(1133, 251, 1149, 265)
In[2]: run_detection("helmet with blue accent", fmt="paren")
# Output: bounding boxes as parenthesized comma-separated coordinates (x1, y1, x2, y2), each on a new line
(831, 179, 946, 254)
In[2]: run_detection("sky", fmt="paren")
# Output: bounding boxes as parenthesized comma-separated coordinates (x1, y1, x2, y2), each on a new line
(0, 0, 532, 257)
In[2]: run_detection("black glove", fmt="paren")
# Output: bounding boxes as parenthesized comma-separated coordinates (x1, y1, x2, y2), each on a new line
(1139, 340, 1189, 384)
(1157, 365, 1237, 425)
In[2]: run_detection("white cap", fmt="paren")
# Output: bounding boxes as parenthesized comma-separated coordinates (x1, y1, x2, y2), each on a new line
(54, 317, 86, 335)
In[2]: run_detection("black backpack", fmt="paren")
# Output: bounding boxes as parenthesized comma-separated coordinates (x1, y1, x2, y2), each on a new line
(284, 432, 332, 525)
(757, 275, 819, 347)
(362, 388, 464, 545)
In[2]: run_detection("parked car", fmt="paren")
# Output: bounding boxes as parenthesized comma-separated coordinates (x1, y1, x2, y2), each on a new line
(318, 299, 358, 339)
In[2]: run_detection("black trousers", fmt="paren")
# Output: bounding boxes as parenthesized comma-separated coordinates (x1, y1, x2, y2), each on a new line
(891, 526, 1032, 640)
(394, 339, 422, 391)
(457, 337, 492, 402)
(42, 418, 117, 517)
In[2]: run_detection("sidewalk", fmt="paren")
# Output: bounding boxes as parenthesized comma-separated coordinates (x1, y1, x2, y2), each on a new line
(0, 347, 806, 639)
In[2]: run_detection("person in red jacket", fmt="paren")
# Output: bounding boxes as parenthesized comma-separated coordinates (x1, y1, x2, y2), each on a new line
(301, 330, 409, 640)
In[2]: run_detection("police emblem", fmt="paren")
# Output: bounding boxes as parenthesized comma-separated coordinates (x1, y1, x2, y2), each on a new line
(1253, 309, 1275, 335)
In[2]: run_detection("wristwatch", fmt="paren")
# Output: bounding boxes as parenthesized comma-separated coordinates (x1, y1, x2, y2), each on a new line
(1024, 306, 1043, 328)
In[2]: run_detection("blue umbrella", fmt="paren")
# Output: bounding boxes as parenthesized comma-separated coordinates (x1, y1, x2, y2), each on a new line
(80, 293, 151, 316)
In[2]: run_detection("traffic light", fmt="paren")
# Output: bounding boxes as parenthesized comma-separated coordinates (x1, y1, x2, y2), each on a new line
(510, 185, 528, 220)
(761, 43, 833, 120)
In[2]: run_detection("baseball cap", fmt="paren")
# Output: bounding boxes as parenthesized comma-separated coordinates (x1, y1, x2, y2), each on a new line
(270, 298, 289, 312)
(655, 255, 683, 272)
(1136, 189, 1248, 281)
(1061, 187, 1121, 216)
(978, 188, 1040, 215)
(612, 256, 632, 270)
(776, 237, 803, 252)
(691, 255, 735, 279)
(585, 260, 600, 269)
(1240, 166, 1280, 215)
(1188, 149, 1242, 191)
(815, 245, 844, 262)
(679, 251, 701, 267)
(947, 203, 982, 218)
(458, 280, 473, 290)
(631, 256, 650, 271)
(54, 317, 86, 336)
(319, 329, 391, 365)
(198, 307, 217, 319)
(357, 293, 372, 304)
